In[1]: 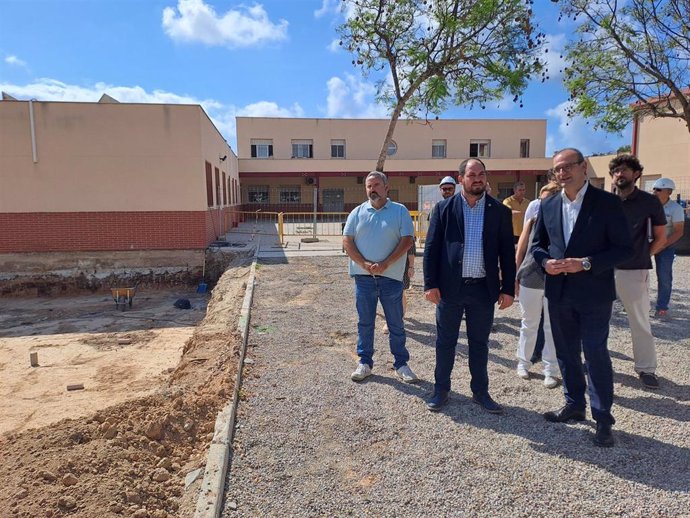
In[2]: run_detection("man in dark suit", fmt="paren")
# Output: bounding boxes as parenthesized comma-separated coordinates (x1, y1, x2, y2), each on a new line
(531, 148, 633, 447)
(423, 158, 516, 413)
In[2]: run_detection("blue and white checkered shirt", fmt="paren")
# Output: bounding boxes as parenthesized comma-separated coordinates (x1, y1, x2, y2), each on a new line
(461, 193, 486, 278)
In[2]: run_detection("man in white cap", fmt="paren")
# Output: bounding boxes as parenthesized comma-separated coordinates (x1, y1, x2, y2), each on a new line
(428, 176, 456, 223)
(652, 178, 686, 317)
(438, 176, 457, 199)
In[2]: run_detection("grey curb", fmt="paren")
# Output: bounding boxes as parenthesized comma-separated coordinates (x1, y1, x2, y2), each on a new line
(194, 241, 260, 518)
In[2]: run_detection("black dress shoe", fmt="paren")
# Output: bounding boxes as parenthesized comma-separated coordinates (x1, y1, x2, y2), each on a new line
(426, 391, 449, 412)
(593, 422, 614, 447)
(543, 404, 586, 423)
(472, 393, 504, 415)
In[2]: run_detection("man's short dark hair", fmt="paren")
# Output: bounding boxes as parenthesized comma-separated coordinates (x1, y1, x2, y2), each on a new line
(554, 147, 585, 163)
(459, 158, 487, 176)
(608, 154, 643, 176)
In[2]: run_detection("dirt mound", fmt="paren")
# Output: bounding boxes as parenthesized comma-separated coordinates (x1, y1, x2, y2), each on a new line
(0, 263, 250, 518)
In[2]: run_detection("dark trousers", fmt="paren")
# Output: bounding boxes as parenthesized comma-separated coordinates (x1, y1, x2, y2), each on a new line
(434, 282, 494, 395)
(548, 299, 615, 425)
(532, 310, 545, 361)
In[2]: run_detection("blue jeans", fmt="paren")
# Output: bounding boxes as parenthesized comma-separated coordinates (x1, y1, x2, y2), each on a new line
(434, 283, 494, 395)
(354, 275, 409, 370)
(548, 299, 615, 425)
(654, 247, 675, 311)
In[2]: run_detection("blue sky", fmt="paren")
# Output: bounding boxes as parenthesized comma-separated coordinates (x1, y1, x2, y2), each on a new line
(0, 0, 631, 156)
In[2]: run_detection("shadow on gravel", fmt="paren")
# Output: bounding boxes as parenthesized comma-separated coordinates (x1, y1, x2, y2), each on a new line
(436, 403, 690, 493)
(367, 373, 690, 492)
(615, 395, 690, 422)
(365, 375, 435, 397)
(614, 371, 689, 402)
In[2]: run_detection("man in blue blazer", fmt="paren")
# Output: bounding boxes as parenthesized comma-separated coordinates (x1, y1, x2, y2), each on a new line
(531, 148, 633, 447)
(423, 158, 516, 413)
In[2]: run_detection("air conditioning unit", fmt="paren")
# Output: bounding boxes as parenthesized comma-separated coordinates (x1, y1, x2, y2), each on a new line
(357, 176, 364, 184)
(305, 177, 315, 185)
(409, 176, 416, 184)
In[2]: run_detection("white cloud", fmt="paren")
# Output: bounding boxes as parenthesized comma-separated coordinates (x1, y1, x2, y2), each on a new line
(5, 55, 28, 69)
(162, 0, 288, 48)
(314, 0, 339, 18)
(325, 74, 388, 118)
(0, 78, 304, 150)
(542, 33, 568, 81)
(492, 92, 518, 112)
(545, 100, 631, 156)
(327, 38, 342, 53)
(237, 100, 304, 118)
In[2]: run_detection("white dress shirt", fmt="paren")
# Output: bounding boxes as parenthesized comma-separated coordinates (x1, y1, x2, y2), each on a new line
(561, 181, 589, 247)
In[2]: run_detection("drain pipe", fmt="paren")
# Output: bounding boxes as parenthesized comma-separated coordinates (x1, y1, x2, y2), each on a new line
(29, 99, 38, 163)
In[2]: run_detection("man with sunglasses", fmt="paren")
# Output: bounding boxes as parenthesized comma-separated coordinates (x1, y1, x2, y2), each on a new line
(531, 148, 633, 447)
(438, 176, 457, 199)
(428, 177, 457, 223)
(609, 155, 666, 389)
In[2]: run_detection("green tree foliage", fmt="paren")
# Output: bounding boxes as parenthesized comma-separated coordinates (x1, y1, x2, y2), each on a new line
(556, 0, 690, 135)
(338, 0, 546, 171)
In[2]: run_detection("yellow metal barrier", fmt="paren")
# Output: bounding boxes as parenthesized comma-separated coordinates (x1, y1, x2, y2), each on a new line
(225, 209, 428, 245)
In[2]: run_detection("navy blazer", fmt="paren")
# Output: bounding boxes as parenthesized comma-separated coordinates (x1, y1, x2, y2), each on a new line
(531, 184, 633, 304)
(423, 193, 516, 303)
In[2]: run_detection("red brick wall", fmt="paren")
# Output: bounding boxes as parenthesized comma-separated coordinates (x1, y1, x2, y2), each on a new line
(0, 211, 215, 253)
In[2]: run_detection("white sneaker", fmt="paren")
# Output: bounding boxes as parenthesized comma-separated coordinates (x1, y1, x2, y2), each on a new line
(395, 364, 419, 383)
(517, 365, 530, 380)
(351, 363, 372, 382)
(544, 376, 559, 389)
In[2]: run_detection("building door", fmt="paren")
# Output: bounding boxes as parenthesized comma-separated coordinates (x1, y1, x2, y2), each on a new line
(322, 189, 344, 212)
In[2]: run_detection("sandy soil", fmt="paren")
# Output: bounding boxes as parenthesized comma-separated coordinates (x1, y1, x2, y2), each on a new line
(0, 261, 250, 518)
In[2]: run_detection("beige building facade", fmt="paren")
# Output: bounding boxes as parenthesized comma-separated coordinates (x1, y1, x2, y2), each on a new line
(236, 117, 553, 212)
(1, 99, 239, 254)
(586, 114, 689, 202)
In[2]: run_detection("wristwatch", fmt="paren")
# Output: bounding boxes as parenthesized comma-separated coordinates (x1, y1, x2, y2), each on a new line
(581, 257, 592, 271)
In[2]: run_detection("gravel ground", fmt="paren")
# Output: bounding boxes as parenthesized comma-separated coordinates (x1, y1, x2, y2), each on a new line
(222, 255, 689, 518)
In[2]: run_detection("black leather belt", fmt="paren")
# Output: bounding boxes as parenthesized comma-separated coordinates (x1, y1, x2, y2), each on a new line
(461, 277, 486, 285)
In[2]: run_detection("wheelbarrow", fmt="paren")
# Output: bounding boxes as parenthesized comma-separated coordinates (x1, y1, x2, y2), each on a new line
(111, 287, 136, 311)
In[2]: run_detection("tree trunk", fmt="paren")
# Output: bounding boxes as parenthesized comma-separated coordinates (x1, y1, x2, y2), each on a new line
(375, 101, 407, 172)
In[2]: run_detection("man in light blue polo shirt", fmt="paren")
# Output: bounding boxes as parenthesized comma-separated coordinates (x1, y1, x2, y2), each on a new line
(343, 171, 418, 384)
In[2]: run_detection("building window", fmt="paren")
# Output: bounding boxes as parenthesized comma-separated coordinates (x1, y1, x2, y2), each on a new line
(292, 139, 313, 158)
(205, 162, 213, 207)
(387, 140, 398, 156)
(248, 185, 269, 203)
(228, 177, 233, 205)
(279, 185, 301, 203)
(222, 172, 227, 205)
(520, 139, 530, 158)
(432, 139, 447, 158)
(469, 139, 491, 158)
(250, 139, 273, 158)
(214, 167, 221, 206)
(331, 139, 346, 158)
